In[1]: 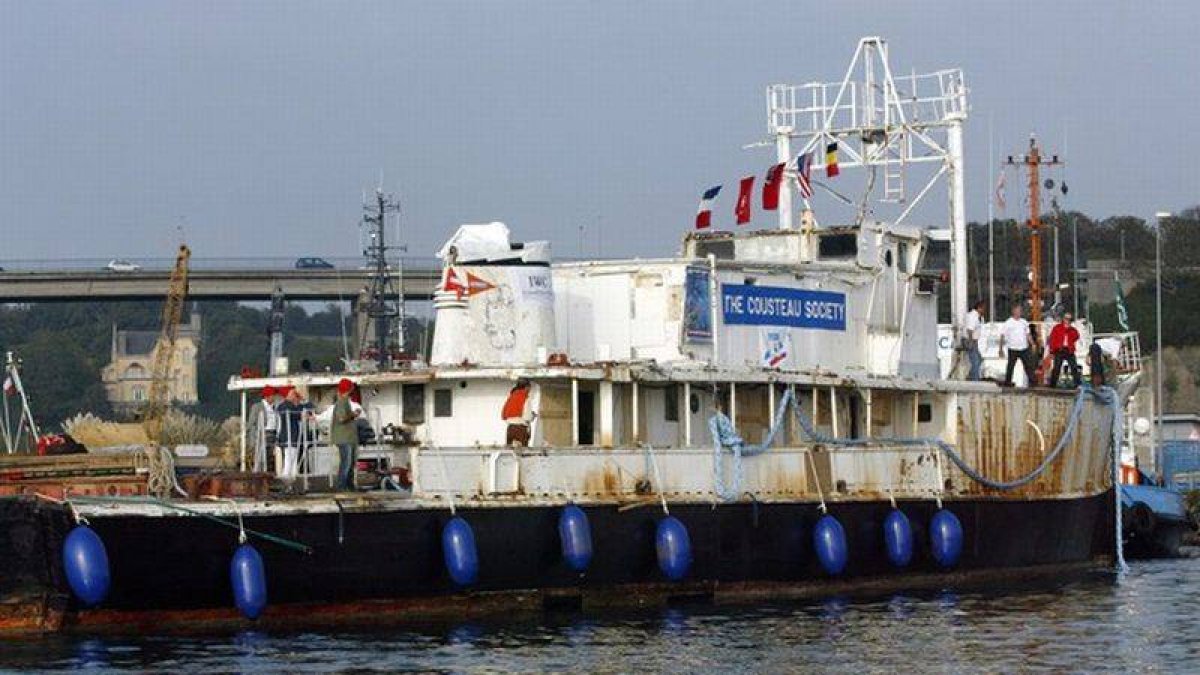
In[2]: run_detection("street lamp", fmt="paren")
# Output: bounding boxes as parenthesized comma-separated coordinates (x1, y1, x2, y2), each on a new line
(1154, 211, 1171, 480)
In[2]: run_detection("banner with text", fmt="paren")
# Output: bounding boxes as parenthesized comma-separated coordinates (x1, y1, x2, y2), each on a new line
(721, 284, 846, 331)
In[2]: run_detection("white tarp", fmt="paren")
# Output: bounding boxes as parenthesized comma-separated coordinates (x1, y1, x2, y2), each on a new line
(437, 222, 513, 262)
(1097, 337, 1124, 359)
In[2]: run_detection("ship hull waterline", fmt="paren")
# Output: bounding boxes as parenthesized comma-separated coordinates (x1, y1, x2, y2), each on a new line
(1, 492, 1116, 634)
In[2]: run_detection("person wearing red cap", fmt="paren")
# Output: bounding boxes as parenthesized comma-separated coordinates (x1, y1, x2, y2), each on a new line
(330, 378, 361, 490)
(255, 385, 280, 472)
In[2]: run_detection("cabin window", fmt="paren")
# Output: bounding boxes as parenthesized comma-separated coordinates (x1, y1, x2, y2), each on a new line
(917, 402, 933, 423)
(402, 384, 426, 425)
(693, 239, 735, 260)
(818, 233, 857, 259)
(433, 388, 453, 418)
(664, 385, 679, 422)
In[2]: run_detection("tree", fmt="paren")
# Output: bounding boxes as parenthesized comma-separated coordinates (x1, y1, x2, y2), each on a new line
(15, 330, 112, 429)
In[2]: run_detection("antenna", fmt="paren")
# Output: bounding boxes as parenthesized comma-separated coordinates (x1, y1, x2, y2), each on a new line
(755, 36, 970, 331)
(361, 187, 404, 370)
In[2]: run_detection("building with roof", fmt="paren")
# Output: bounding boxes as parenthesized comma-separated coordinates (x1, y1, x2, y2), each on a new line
(101, 313, 201, 413)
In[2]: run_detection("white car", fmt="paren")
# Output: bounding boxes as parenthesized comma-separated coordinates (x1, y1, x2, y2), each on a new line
(105, 259, 141, 273)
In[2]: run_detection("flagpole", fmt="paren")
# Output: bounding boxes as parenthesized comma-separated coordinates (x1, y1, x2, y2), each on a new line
(987, 115, 996, 323)
(775, 128, 793, 230)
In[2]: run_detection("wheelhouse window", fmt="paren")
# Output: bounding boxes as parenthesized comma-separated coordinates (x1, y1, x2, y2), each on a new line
(433, 388, 453, 418)
(402, 384, 426, 425)
(664, 385, 679, 422)
(818, 233, 858, 260)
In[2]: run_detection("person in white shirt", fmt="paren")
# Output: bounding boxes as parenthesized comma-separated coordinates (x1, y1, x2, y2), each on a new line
(998, 304, 1036, 387)
(964, 300, 985, 380)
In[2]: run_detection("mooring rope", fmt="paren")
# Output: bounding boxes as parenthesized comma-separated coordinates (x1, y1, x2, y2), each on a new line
(711, 384, 1120, 497)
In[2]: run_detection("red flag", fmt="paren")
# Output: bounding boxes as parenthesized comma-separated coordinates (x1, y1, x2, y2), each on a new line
(464, 270, 495, 296)
(735, 176, 754, 225)
(762, 162, 785, 210)
(442, 268, 465, 298)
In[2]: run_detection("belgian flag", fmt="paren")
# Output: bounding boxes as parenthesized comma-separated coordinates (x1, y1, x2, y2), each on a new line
(825, 142, 840, 178)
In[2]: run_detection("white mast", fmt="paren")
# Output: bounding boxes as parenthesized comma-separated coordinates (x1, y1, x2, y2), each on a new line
(759, 36, 970, 330)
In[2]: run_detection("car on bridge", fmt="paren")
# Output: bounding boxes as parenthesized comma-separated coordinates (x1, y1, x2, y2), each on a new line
(295, 257, 335, 269)
(105, 259, 141, 273)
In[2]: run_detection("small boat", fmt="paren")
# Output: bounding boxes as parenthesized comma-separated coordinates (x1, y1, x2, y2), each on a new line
(1121, 481, 1190, 558)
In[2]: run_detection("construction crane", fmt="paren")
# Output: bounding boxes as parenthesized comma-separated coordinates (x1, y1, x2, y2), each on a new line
(143, 245, 191, 445)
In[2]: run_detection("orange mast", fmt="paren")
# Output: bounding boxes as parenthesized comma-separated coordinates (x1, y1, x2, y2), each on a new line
(1006, 135, 1060, 328)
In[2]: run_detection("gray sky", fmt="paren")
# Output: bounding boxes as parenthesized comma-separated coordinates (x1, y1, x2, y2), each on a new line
(1, 1, 1197, 263)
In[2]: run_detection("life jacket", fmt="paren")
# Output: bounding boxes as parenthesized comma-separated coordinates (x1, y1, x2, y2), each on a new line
(502, 387, 529, 421)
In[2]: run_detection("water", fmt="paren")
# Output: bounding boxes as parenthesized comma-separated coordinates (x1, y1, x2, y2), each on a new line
(2, 559, 1197, 674)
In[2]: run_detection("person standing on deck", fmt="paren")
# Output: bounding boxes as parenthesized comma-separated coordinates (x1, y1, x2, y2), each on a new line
(255, 385, 279, 472)
(964, 300, 986, 380)
(276, 387, 314, 482)
(1047, 312, 1082, 387)
(999, 304, 1036, 387)
(330, 378, 361, 491)
(502, 379, 535, 447)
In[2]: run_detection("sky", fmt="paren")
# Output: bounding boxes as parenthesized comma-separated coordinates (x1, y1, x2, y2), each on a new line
(1, 1, 1197, 263)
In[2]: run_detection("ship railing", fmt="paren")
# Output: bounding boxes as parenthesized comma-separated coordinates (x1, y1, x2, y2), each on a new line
(269, 408, 389, 492)
(1092, 331, 1142, 376)
(408, 443, 954, 503)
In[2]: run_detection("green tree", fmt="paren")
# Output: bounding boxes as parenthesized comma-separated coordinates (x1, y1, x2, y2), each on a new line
(15, 330, 112, 429)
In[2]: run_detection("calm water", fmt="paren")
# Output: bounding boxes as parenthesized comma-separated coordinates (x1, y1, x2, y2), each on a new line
(2, 559, 1198, 674)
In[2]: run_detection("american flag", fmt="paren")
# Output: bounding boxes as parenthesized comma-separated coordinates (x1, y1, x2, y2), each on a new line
(796, 152, 814, 199)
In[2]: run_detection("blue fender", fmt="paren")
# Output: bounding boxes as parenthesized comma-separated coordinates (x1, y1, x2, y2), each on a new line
(655, 516, 692, 581)
(558, 504, 593, 572)
(62, 525, 111, 606)
(813, 514, 848, 576)
(230, 543, 268, 620)
(930, 508, 964, 568)
(442, 516, 479, 586)
(883, 509, 914, 568)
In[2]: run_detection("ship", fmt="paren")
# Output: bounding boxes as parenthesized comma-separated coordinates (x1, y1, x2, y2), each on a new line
(0, 37, 1139, 635)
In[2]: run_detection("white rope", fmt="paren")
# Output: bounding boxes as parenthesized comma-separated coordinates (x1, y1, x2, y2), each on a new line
(203, 495, 246, 544)
(1026, 419, 1046, 456)
(643, 443, 669, 515)
(804, 449, 827, 514)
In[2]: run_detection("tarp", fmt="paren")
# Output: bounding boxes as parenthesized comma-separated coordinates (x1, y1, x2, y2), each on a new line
(436, 222, 513, 263)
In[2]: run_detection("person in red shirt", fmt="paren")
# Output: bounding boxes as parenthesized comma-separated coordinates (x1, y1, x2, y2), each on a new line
(502, 379, 535, 446)
(1048, 312, 1082, 387)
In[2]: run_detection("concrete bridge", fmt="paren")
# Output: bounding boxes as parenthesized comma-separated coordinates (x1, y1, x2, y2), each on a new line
(0, 267, 442, 303)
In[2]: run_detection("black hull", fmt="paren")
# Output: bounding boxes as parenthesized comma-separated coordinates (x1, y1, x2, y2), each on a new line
(0, 492, 1116, 632)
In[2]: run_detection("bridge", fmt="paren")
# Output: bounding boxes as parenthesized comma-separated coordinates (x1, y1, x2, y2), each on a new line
(0, 258, 442, 303)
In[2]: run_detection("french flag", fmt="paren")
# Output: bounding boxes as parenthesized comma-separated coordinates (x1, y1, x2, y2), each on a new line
(695, 185, 722, 229)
